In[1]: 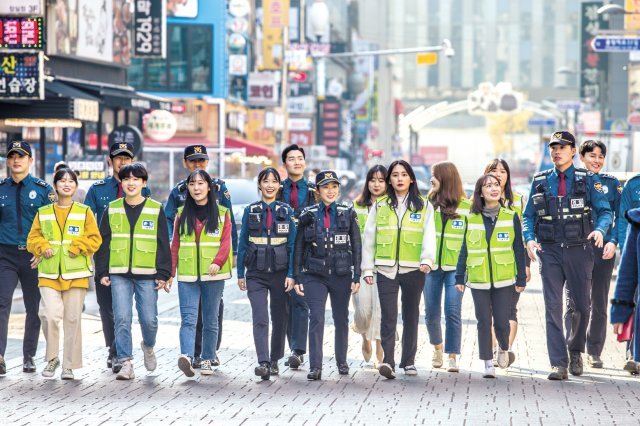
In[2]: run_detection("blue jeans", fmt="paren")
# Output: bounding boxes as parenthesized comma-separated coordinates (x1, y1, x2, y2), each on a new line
(178, 280, 224, 361)
(110, 276, 158, 362)
(423, 269, 463, 354)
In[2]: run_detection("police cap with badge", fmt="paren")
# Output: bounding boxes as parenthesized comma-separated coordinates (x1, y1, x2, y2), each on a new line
(7, 140, 32, 157)
(184, 144, 209, 160)
(109, 142, 134, 158)
(548, 130, 575, 147)
(315, 170, 341, 187)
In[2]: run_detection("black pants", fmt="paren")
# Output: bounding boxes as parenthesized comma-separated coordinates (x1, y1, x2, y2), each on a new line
(585, 244, 615, 357)
(247, 271, 288, 364)
(471, 286, 512, 360)
(377, 269, 425, 369)
(540, 243, 594, 368)
(195, 298, 224, 357)
(0, 246, 41, 358)
(303, 273, 351, 370)
(95, 282, 116, 357)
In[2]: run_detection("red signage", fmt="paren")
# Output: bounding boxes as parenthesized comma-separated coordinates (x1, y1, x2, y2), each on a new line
(289, 130, 313, 147)
(317, 99, 342, 157)
(419, 146, 448, 165)
(0, 17, 43, 49)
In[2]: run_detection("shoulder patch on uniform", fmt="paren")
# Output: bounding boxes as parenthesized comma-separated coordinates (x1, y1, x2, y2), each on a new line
(534, 170, 552, 178)
(618, 184, 623, 194)
(48, 191, 57, 202)
(593, 182, 604, 193)
(92, 180, 106, 186)
(34, 178, 49, 188)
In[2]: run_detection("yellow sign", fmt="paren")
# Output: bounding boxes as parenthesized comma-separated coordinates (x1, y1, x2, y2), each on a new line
(262, 0, 290, 70)
(625, 0, 640, 30)
(416, 52, 438, 65)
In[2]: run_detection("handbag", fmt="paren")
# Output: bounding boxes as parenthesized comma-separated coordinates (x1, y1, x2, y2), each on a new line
(617, 312, 634, 342)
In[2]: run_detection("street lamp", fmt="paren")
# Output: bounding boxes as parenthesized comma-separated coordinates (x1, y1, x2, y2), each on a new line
(308, 0, 330, 98)
(597, 4, 628, 15)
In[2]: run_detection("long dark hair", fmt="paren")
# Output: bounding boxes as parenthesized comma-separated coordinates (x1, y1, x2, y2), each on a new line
(355, 165, 387, 207)
(428, 161, 465, 221)
(258, 167, 281, 194)
(471, 174, 501, 214)
(484, 158, 514, 210)
(385, 160, 424, 212)
(178, 170, 220, 236)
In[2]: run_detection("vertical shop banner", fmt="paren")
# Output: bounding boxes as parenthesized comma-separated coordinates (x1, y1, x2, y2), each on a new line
(317, 98, 341, 157)
(113, 0, 133, 65)
(580, 2, 609, 102)
(134, 0, 166, 58)
(262, 0, 289, 70)
(0, 17, 44, 49)
(76, 0, 114, 62)
(0, 0, 43, 15)
(0, 51, 44, 100)
(625, 0, 640, 30)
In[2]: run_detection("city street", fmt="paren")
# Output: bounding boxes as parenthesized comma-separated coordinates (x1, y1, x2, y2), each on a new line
(1, 268, 638, 425)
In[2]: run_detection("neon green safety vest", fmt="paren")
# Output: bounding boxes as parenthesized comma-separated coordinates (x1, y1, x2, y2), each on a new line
(434, 198, 470, 270)
(374, 195, 428, 268)
(176, 205, 232, 282)
(37, 203, 94, 280)
(353, 203, 368, 237)
(108, 198, 162, 275)
(465, 208, 516, 289)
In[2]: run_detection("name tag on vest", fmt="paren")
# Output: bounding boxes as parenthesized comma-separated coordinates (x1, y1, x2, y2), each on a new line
(142, 220, 155, 230)
(409, 213, 422, 222)
(496, 232, 510, 242)
(570, 198, 584, 209)
(68, 225, 80, 236)
(277, 223, 289, 233)
(334, 234, 348, 244)
(451, 220, 464, 229)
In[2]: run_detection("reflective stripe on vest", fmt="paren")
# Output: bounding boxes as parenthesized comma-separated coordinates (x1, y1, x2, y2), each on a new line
(465, 208, 516, 289)
(434, 198, 470, 269)
(177, 205, 232, 282)
(512, 192, 523, 219)
(38, 203, 94, 280)
(108, 198, 162, 275)
(374, 196, 427, 268)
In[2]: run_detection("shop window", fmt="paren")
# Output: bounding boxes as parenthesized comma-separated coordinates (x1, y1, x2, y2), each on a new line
(129, 24, 212, 93)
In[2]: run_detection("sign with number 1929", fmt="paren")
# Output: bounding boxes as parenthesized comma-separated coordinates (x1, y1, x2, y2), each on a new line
(134, 0, 166, 58)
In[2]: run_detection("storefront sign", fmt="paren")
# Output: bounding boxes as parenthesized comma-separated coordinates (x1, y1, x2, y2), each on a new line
(288, 117, 312, 131)
(73, 99, 100, 122)
(108, 125, 143, 156)
(288, 96, 315, 114)
(289, 130, 313, 146)
(248, 72, 279, 107)
(580, 2, 609, 102)
(0, 17, 43, 49)
(0, 51, 43, 100)
(229, 55, 248, 76)
(144, 109, 177, 141)
(134, 0, 167, 58)
(67, 160, 107, 180)
(317, 98, 341, 157)
(0, 0, 42, 15)
(262, 0, 289, 70)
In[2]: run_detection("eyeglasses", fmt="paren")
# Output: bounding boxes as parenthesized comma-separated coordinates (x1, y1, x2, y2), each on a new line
(482, 182, 501, 190)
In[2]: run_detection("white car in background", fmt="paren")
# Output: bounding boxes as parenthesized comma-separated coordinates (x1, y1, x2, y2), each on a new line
(224, 178, 259, 233)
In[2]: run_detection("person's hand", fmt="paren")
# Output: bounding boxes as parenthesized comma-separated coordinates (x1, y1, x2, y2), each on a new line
(419, 264, 431, 274)
(612, 323, 623, 335)
(284, 277, 295, 292)
(154, 279, 167, 291)
(455, 284, 465, 293)
(68, 250, 78, 258)
(100, 276, 111, 287)
(351, 282, 360, 294)
(29, 256, 42, 269)
(238, 278, 246, 291)
(42, 248, 54, 259)
(515, 285, 525, 293)
(602, 242, 616, 260)
(587, 230, 604, 248)
(294, 283, 305, 296)
(208, 263, 221, 276)
(164, 277, 173, 293)
(364, 276, 373, 285)
(526, 240, 541, 262)
(525, 266, 531, 283)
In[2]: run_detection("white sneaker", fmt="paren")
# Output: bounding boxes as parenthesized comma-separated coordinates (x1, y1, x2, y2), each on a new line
(403, 365, 418, 376)
(42, 358, 60, 378)
(140, 342, 157, 372)
(116, 360, 135, 380)
(446, 357, 459, 373)
(496, 348, 508, 369)
(432, 348, 444, 368)
(178, 355, 195, 377)
(61, 368, 74, 380)
(483, 365, 496, 378)
(200, 359, 214, 376)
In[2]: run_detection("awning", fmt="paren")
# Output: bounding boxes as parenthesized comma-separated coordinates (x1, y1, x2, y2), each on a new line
(146, 136, 274, 157)
(225, 137, 274, 156)
(45, 80, 100, 101)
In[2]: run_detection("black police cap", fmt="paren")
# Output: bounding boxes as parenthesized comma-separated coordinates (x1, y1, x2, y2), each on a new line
(316, 170, 340, 187)
(184, 144, 209, 160)
(549, 130, 576, 146)
(110, 142, 134, 158)
(7, 140, 32, 157)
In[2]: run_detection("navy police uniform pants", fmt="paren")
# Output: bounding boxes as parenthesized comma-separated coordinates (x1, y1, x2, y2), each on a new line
(0, 245, 41, 358)
(287, 288, 309, 355)
(539, 242, 594, 368)
(303, 273, 351, 370)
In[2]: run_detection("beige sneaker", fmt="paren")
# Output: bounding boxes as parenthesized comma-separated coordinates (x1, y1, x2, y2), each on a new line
(61, 368, 74, 380)
(496, 348, 508, 369)
(140, 342, 157, 372)
(432, 348, 444, 368)
(446, 356, 459, 373)
(42, 358, 60, 378)
(116, 360, 135, 380)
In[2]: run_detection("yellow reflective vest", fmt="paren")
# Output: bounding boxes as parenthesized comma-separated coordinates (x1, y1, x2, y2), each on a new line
(434, 198, 470, 270)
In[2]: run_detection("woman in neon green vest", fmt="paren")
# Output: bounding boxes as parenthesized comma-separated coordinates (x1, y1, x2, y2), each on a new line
(27, 168, 102, 380)
(424, 161, 469, 373)
(362, 160, 437, 379)
(94, 163, 172, 381)
(170, 170, 232, 378)
(352, 164, 387, 366)
(484, 158, 530, 365)
(455, 174, 527, 379)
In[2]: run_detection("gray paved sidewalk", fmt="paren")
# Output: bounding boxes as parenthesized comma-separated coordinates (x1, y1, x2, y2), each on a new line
(1, 268, 639, 425)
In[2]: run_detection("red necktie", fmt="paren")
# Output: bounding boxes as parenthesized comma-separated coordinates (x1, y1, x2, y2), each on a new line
(290, 182, 299, 209)
(324, 205, 331, 229)
(558, 172, 566, 197)
(266, 206, 273, 229)
(116, 182, 123, 199)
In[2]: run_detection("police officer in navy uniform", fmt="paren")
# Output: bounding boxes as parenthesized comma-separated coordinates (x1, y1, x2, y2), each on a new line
(277, 144, 316, 368)
(523, 131, 612, 381)
(84, 141, 150, 373)
(164, 144, 237, 368)
(293, 171, 361, 380)
(0, 141, 56, 375)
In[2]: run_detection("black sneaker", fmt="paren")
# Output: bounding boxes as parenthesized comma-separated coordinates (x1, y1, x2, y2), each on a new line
(112, 358, 123, 374)
(270, 362, 279, 376)
(192, 356, 202, 369)
(378, 363, 396, 379)
(587, 354, 603, 369)
(107, 354, 113, 369)
(255, 362, 271, 380)
(23, 356, 36, 373)
(307, 368, 322, 381)
(338, 363, 349, 375)
(0, 355, 5, 375)
(288, 352, 302, 370)
(569, 352, 583, 376)
(212, 356, 220, 367)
